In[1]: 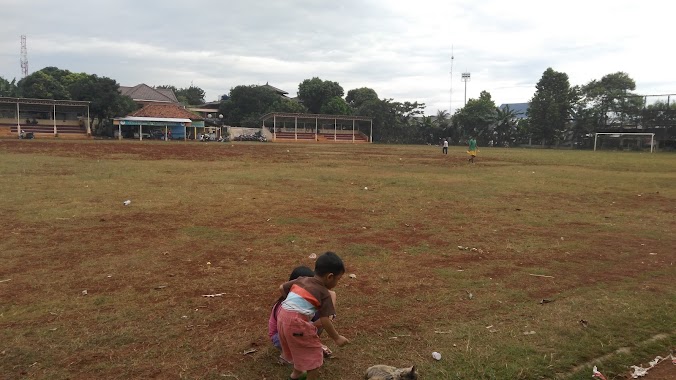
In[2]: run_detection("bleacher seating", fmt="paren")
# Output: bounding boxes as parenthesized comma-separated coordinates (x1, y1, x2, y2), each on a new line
(270, 130, 369, 143)
(2, 122, 87, 137)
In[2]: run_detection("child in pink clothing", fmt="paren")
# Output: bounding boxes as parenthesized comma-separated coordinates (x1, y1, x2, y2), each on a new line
(276, 252, 348, 380)
(268, 266, 336, 357)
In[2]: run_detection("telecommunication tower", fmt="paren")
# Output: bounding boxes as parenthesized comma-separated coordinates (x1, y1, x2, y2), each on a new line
(449, 45, 454, 115)
(20, 35, 29, 77)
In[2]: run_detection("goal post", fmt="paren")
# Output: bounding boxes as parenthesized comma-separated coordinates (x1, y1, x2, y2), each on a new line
(594, 133, 655, 153)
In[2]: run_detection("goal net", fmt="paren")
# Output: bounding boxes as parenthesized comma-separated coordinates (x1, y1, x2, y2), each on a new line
(594, 133, 655, 152)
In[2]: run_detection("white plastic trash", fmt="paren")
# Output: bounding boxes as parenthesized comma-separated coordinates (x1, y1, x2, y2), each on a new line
(432, 352, 441, 361)
(123, 200, 131, 206)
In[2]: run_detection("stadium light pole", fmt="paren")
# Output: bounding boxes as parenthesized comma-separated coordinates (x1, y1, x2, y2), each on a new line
(461, 72, 471, 106)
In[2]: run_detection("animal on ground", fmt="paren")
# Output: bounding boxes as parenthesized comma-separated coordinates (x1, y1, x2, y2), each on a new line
(364, 365, 417, 380)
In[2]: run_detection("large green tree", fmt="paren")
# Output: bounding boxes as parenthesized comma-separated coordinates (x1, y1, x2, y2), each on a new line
(494, 105, 520, 147)
(355, 98, 426, 143)
(156, 85, 206, 105)
(582, 72, 641, 128)
(452, 90, 497, 145)
(269, 97, 307, 114)
(297, 77, 344, 114)
(346, 87, 379, 109)
(69, 74, 138, 134)
(527, 68, 577, 145)
(17, 70, 71, 99)
(320, 96, 351, 115)
(0, 76, 17, 97)
(218, 85, 280, 127)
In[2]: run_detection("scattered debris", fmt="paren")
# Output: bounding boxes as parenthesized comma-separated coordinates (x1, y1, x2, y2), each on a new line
(592, 366, 607, 380)
(629, 355, 668, 378)
(207, 262, 211, 265)
(485, 325, 493, 329)
(539, 299, 554, 304)
(242, 348, 257, 355)
(81, 290, 88, 296)
(466, 290, 473, 300)
(154, 285, 168, 290)
(523, 331, 536, 335)
(434, 330, 452, 334)
(579, 319, 588, 328)
(348, 274, 357, 279)
(364, 187, 368, 190)
(457, 246, 483, 253)
(528, 273, 554, 278)
(202, 293, 225, 298)
(649, 252, 657, 256)
(432, 352, 442, 361)
(123, 200, 131, 206)
(48, 328, 58, 331)
(0, 279, 11, 283)
(389, 334, 411, 339)
(308, 253, 317, 259)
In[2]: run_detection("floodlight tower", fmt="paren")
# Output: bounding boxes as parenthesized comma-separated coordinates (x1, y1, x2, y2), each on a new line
(461, 72, 471, 106)
(449, 45, 454, 115)
(20, 35, 28, 78)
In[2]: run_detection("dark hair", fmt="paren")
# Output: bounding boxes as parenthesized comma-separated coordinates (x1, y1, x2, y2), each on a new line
(314, 251, 345, 276)
(275, 266, 315, 305)
(289, 266, 314, 281)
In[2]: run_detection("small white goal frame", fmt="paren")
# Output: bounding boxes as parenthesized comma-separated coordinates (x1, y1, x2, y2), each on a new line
(593, 133, 655, 153)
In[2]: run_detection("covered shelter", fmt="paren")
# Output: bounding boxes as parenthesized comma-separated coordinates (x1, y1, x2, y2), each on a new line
(112, 116, 192, 141)
(0, 97, 90, 138)
(113, 103, 206, 140)
(260, 112, 373, 143)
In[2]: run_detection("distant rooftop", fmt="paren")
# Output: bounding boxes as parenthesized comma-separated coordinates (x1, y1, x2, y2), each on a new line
(119, 84, 179, 103)
(259, 82, 289, 96)
(499, 103, 529, 119)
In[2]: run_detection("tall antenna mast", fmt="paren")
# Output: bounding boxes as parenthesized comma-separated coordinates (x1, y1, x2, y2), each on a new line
(20, 35, 28, 78)
(449, 45, 454, 115)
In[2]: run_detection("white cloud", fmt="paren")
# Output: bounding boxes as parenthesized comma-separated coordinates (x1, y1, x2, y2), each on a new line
(1, 0, 675, 112)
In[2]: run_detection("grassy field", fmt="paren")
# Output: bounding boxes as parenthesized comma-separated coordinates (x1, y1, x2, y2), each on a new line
(0, 140, 674, 380)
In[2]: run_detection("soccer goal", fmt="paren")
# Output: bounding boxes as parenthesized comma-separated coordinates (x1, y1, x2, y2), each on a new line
(593, 133, 655, 153)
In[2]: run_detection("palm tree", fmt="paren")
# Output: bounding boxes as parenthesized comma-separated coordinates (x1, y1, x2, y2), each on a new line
(494, 105, 519, 147)
(434, 109, 451, 143)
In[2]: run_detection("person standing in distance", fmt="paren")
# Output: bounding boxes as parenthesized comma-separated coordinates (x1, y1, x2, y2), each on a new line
(467, 136, 477, 163)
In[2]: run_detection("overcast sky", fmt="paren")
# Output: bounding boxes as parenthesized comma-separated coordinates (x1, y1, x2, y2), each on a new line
(1, 0, 674, 114)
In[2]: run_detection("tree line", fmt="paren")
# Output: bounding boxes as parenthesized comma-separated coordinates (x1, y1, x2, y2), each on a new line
(453, 69, 676, 148)
(2, 67, 673, 144)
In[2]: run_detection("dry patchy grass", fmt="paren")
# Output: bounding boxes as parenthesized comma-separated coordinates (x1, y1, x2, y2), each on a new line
(0, 140, 674, 380)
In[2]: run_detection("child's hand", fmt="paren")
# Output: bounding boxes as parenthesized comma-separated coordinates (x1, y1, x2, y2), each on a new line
(334, 335, 349, 347)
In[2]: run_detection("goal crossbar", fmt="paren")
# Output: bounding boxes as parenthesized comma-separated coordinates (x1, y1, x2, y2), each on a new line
(594, 133, 655, 153)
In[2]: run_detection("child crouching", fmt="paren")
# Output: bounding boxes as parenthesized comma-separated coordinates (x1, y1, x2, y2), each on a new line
(277, 252, 349, 380)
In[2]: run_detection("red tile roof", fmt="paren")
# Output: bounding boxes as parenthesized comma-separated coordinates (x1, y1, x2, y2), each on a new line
(130, 104, 203, 120)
